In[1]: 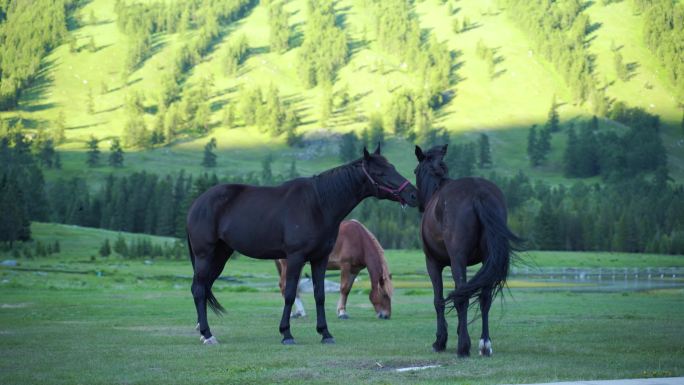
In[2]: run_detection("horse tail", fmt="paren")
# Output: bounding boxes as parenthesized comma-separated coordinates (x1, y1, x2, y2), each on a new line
(187, 233, 226, 316)
(445, 193, 523, 307)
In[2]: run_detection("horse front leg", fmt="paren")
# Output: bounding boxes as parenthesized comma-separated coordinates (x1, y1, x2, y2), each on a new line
(337, 267, 355, 319)
(479, 286, 494, 356)
(426, 258, 447, 352)
(311, 257, 335, 344)
(279, 255, 305, 345)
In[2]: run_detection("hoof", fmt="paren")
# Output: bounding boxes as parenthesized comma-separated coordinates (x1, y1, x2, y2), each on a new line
(291, 311, 306, 319)
(338, 313, 349, 320)
(457, 350, 470, 358)
(321, 337, 336, 344)
(479, 339, 493, 357)
(432, 343, 446, 353)
(201, 336, 219, 345)
(281, 338, 296, 345)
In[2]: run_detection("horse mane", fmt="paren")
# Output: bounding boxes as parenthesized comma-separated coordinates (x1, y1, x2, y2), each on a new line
(416, 157, 449, 212)
(312, 161, 363, 210)
(349, 219, 393, 297)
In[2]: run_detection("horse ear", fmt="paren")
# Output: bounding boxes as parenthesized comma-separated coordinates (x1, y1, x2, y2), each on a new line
(363, 146, 371, 160)
(440, 144, 448, 156)
(415, 145, 425, 161)
(374, 143, 381, 155)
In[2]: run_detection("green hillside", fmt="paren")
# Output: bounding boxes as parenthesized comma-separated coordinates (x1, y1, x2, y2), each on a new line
(1, 0, 682, 182)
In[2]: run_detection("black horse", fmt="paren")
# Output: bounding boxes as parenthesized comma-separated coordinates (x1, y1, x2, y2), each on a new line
(187, 145, 418, 345)
(414, 144, 522, 357)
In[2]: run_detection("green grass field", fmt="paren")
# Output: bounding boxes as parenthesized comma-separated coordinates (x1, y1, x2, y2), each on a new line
(2, 0, 683, 185)
(1, 224, 683, 384)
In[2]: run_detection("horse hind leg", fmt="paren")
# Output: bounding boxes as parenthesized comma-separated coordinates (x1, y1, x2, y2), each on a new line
(192, 241, 232, 345)
(426, 257, 447, 352)
(478, 286, 494, 357)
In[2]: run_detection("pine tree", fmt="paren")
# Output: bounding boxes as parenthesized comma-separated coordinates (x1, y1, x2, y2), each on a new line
(53, 110, 66, 144)
(99, 239, 111, 257)
(339, 132, 359, 162)
(320, 86, 333, 126)
(109, 137, 124, 167)
(261, 154, 273, 185)
(0, 173, 31, 245)
(269, 1, 290, 53)
(614, 51, 628, 81)
(284, 109, 301, 147)
(37, 139, 56, 168)
(538, 126, 551, 164)
(87, 36, 97, 53)
(546, 95, 559, 132)
(113, 234, 128, 257)
(86, 135, 100, 167)
(563, 127, 579, 177)
(287, 159, 299, 179)
(369, 113, 385, 148)
(478, 133, 492, 168)
(527, 125, 540, 166)
(201, 138, 217, 168)
(222, 103, 235, 129)
(534, 199, 560, 250)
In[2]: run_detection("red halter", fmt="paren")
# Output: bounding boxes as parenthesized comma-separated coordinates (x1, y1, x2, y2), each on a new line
(361, 161, 411, 205)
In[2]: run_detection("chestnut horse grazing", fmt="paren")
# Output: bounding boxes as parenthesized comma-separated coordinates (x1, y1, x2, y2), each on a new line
(276, 219, 393, 320)
(186, 146, 417, 345)
(414, 145, 522, 357)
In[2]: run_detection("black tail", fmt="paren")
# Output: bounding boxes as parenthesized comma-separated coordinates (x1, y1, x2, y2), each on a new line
(445, 194, 523, 307)
(187, 233, 226, 316)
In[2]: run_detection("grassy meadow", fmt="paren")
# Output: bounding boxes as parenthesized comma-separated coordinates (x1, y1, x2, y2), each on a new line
(1, 224, 683, 384)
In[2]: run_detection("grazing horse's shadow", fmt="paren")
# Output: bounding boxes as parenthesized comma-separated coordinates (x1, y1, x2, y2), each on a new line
(414, 145, 522, 357)
(186, 145, 417, 345)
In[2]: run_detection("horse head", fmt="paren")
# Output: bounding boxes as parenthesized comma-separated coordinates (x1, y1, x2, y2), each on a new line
(370, 273, 393, 319)
(361, 144, 418, 208)
(414, 144, 449, 212)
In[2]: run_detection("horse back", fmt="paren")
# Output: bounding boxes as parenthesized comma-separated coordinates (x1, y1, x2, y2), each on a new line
(421, 177, 506, 265)
(187, 179, 327, 259)
(328, 220, 383, 273)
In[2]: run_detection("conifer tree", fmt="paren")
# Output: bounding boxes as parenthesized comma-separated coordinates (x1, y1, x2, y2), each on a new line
(86, 135, 100, 167)
(546, 95, 559, 133)
(478, 133, 492, 168)
(109, 138, 124, 168)
(340, 132, 359, 162)
(261, 154, 273, 185)
(269, 1, 290, 53)
(99, 239, 111, 257)
(201, 138, 217, 168)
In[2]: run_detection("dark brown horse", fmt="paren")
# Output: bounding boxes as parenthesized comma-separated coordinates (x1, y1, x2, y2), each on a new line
(276, 219, 393, 320)
(187, 146, 417, 345)
(414, 144, 521, 357)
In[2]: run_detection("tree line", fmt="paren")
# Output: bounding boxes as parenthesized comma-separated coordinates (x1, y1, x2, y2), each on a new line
(1, 122, 682, 253)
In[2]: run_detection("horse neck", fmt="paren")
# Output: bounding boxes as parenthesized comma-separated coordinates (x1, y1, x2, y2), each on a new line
(313, 162, 371, 225)
(417, 172, 447, 212)
(358, 226, 391, 295)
